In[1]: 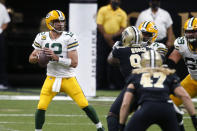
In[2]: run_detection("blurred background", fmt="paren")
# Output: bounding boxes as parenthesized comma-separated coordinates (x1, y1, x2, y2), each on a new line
(1, 0, 197, 90)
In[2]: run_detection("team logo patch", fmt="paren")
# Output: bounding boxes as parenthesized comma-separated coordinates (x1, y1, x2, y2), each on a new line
(41, 35, 46, 40)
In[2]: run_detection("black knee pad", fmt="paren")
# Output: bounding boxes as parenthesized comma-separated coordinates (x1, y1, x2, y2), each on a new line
(107, 112, 119, 131)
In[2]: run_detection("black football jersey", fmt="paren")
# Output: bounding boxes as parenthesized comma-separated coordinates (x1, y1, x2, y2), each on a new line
(126, 72, 180, 105)
(112, 42, 150, 79)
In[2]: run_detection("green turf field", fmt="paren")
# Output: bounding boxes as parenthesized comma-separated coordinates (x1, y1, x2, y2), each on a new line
(0, 89, 196, 131)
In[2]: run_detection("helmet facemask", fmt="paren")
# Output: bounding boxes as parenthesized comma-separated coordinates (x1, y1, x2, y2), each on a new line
(141, 31, 154, 45)
(184, 17, 197, 52)
(185, 30, 197, 52)
(138, 21, 158, 46)
(50, 19, 65, 33)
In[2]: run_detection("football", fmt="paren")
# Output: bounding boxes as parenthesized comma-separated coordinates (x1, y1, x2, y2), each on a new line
(38, 50, 50, 67)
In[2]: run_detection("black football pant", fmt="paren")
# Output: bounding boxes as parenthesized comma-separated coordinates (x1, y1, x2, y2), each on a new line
(125, 101, 179, 131)
(107, 87, 138, 131)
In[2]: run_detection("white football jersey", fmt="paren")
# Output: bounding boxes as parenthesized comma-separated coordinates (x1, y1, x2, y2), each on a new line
(148, 42, 168, 57)
(174, 36, 197, 80)
(32, 31, 79, 78)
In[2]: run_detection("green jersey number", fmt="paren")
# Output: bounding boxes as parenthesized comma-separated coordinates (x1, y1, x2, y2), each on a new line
(45, 43, 62, 54)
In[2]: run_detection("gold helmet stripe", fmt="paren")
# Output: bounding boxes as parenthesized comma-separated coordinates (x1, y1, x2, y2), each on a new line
(188, 17, 195, 30)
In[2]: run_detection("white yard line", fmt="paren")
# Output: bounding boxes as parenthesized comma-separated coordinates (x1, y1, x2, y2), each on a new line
(1, 95, 197, 103)
(0, 95, 116, 101)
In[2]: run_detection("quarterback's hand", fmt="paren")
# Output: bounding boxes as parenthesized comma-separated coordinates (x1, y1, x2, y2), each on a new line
(191, 115, 197, 130)
(43, 47, 58, 61)
(119, 124, 125, 131)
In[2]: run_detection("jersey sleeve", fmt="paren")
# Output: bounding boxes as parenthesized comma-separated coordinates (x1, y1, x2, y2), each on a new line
(32, 33, 42, 50)
(165, 11, 173, 28)
(96, 7, 105, 25)
(151, 42, 168, 57)
(120, 10, 127, 28)
(67, 33, 79, 51)
(112, 47, 121, 59)
(173, 37, 186, 53)
(125, 74, 137, 86)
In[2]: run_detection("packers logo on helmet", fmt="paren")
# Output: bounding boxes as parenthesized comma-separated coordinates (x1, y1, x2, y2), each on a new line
(122, 26, 143, 47)
(141, 50, 162, 68)
(138, 21, 158, 45)
(184, 17, 197, 52)
(45, 10, 66, 33)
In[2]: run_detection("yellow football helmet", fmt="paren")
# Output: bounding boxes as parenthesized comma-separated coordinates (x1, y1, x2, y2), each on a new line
(45, 10, 65, 33)
(141, 49, 162, 68)
(138, 21, 158, 45)
(184, 17, 197, 52)
(122, 26, 143, 47)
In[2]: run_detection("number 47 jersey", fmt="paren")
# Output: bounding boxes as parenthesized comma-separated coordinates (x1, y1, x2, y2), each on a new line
(174, 36, 197, 80)
(32, 31, 79, 78)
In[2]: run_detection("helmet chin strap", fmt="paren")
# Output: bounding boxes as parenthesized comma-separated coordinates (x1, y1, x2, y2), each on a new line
(53, 28, 63, 34)
(50, 23, 64, 34)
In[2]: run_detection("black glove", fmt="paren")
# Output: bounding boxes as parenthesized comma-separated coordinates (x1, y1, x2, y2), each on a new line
(119, 123, 125, 131)
(191, 115, 197, 130)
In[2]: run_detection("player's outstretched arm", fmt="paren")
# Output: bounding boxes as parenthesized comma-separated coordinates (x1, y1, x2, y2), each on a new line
(119, 84, 135, 130)
(174, 86, 197, 130)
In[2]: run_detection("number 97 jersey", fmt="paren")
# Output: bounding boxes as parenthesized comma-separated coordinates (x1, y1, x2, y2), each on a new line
(112, 45, 149, 79)
(32, 31, 79, 78)
(174, 36, 197, 80)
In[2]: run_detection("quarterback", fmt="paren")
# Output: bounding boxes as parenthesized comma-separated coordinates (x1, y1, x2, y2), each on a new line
(29, 10, 104, 131)
(167, 17, 197, 130)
